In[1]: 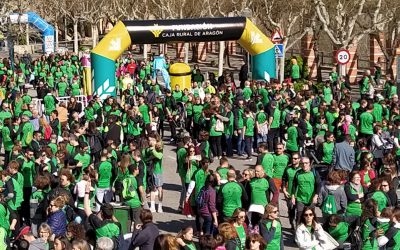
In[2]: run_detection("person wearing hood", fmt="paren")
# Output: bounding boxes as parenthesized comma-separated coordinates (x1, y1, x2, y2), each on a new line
(327, 215, 349, 246)
(318, 170, 347, 219)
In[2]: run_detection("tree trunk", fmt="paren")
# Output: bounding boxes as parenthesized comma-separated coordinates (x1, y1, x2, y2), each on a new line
(184, 43, 189, 64)
(143, 44, 148, 60)
(55, 24, 59, 50)
(224, 42, 232, 68)
(64, 16, 68, 40)
(218, 41, 225, 77)
(73, 21, 78, 53)
(92, 24, 98, 48)
(191, 43, 198, 62)
(26, 23, 29, 46)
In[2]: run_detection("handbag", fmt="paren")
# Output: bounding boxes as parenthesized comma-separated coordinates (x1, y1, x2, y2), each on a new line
(215, 119, 224, 132)
(317, 229, 340, 250)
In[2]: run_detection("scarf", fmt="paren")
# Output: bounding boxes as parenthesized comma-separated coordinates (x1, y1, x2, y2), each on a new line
(350, 182, 362, 193)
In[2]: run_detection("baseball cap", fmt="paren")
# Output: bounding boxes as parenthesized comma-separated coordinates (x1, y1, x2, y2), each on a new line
(15, 226, 31, 240)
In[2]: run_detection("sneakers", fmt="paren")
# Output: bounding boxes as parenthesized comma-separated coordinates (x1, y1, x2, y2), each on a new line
(150, 206, 156, 213)
(157, 205, 163, 213)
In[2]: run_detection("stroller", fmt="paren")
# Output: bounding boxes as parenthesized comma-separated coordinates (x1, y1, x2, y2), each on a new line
(174, 102, 189, 142)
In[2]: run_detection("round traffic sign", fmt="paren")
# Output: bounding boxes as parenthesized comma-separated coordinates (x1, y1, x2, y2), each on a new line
(335, 49, 350, 65)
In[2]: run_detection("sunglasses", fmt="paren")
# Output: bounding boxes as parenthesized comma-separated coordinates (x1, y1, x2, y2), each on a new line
(189, 150, 195, 153)
(292, 158, 299, 160)
(272, 210, 279, 214)
(251, 240, 259, 244)
(304, 213, 314, 217)
(237, 215, 246, 219)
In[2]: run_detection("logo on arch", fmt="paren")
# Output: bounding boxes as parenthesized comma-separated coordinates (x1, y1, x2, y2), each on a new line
(150, 24, 163, 38)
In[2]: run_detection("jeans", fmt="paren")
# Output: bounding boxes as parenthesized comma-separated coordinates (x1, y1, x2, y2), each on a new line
(268, 128, 280, 152)
(179, 177, 186, 208)
(257, 134, 267, 146)
(237, 131, 245, 155)
(225, 134, 233, 157)
(210, 136, 222, 158)
(96, 187, 113, 212)
(201, 215, 213, 235)
(244, 136, 253, 157)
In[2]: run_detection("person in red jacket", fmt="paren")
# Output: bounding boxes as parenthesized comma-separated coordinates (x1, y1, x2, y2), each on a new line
(359, 157, 377, 188)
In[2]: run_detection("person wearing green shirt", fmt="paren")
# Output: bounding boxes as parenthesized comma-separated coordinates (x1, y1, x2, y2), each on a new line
(359, 73, 370, 99)
(243, 109, 255, 160)
(148, 136, 164, 213)
(359, 104, 375, 138)
(242, 81, 252, 101)
(234, 100, 246, 156)
(291, 157, 320, 224)
(272, 143, 289, 192)
(2, 118, 14, 166)
(224, 104, 234, 157)
(282, 152, 301, 229)
(286, 119, 303, 153)
(95, 150, 113, 212)
(360, 199, 379, 250)
(267, 101, 281, 152)
(177, 139, 190, 210)
(172, 85, 183, 102)
(210, 112, 229, 159)
(20, 115, 34, 149)
(16, 148, 36, 223)
(217, 169, 247, 219)
(291, 59, 300, 81)
(256, 105, 268, 145)
(216, 158, 230, 183)
(192, 97, 204, 139)
(260, 203, 283, 250)
(57, 77, 68, 97)
(70, 78, 81, 96)
(250, 165, 272, 209)
(73, 143, 91, 180)
(122, 165, 143, 230)
(256, 143, 275, 177)
(43, 92, 58, 116)
(0, 102, 12, 127)
(319, 132, 335, 165)
(138, 96, 152, 126)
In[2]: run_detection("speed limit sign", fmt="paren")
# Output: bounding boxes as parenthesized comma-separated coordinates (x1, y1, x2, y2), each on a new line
(335, 49, 350, 65)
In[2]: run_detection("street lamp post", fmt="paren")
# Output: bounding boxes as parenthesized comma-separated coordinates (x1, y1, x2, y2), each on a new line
(241, 8, 252, 79)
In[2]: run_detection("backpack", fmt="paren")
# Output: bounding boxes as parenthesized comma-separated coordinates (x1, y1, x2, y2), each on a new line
(196, 186, 209, 209)
(89, 134, 102, 153)
(122, 177, 137, 200)
(321, 190, 337, 215)
(349, 225, 362, 250)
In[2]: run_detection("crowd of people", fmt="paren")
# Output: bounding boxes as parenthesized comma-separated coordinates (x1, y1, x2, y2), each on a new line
(0, 47, 399, 250)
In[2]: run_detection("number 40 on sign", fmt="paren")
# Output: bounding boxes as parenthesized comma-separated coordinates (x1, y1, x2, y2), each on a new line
(335, 49, 350, 65)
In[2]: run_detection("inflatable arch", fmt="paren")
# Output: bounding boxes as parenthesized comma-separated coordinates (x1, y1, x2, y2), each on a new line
(91, 17, 275, 98)
(9, 12, 55, 54)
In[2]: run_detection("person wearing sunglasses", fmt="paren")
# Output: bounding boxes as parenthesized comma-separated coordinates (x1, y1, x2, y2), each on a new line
(259, 203, 283, 249)
(282, 152, 301, 230)
(231, 208, 247, 249)
(245, 233, 267, 250)
(291, 157, 321, 225)
(295, 207, 331, 249)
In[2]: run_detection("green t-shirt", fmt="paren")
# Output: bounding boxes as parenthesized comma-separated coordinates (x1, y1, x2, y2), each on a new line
(98, 161, 112, 188)
(43, 95, 57, 115)
(250, 177, 269, 206)
(221, 181, 243, 217)
(21, 160, 35, 187)
(243, 87, 252, 100)
(244, 116, 255, 137)
(265, 219, 282, 250)
(262, 153, 274, 177)
(139, 104, 151, 124)
(270, 108, 281, 129)
(235, 225, 246, 249)
(272, 154, 289, 179)
(291, 64, 300, 79)
(286, 126, 299, 151)
(217, 167, 229, 181)
(193, 104, 203, 124)
(322, 141, 334, 164)
(360, 112, 374, 135)
(57, 81, 68, 96)
(294, 170, 315, 204)
(192, 169, 208, 197)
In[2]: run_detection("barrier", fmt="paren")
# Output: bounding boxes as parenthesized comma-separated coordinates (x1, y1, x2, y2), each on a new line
(35, 95, 88, 116)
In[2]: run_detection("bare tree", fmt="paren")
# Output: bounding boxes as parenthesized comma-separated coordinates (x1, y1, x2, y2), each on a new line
(371, 1, 400, 75)
(314, 0, 390, 49)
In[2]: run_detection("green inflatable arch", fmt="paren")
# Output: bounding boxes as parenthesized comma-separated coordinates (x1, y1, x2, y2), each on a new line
(91, 17, 276, 98)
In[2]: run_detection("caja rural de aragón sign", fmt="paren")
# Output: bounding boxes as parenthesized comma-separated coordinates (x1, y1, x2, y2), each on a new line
(123, 18, 246, 44)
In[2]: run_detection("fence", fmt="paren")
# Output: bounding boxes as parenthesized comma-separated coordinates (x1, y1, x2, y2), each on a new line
(35, 95, 88, 116)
